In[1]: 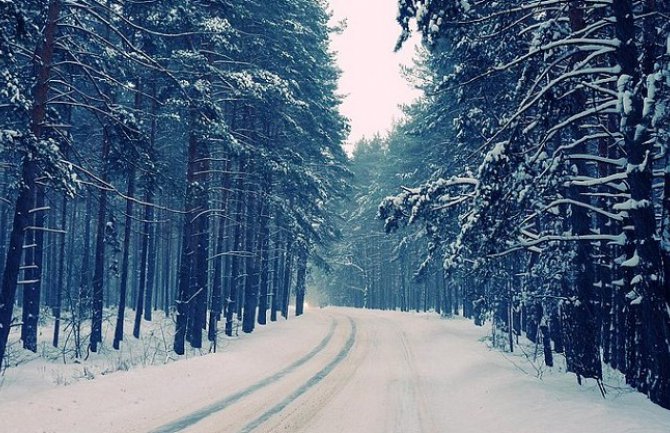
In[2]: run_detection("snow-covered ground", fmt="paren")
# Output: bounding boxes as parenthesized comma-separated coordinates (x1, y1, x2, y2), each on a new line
(1, 307, 669, 433)
(0, 309, 209, 403)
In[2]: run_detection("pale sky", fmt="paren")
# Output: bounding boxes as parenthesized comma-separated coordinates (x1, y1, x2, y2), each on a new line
(328, 0, 421, 153)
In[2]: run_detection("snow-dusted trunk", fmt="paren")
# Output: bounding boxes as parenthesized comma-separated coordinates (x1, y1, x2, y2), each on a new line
(613, 0, 670, 408)
(558, 1, 602, 382)
(597, 136, 613, 364)
(21, 181, 46, 353)
(657, 5, 670, 306)
(0, 0, 60, 363)
(0, 159, 40, 364)
(15, 0, 61, 356)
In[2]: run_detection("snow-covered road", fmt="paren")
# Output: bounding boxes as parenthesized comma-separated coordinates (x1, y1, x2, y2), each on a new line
(2, 308, 670, 433)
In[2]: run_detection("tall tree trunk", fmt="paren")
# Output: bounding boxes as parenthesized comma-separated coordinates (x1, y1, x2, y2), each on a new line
(281, 236, 294, 319)
(597, 136, 614, 365)
(21, 181, 46, 353)
(133, 185, 156, 338)
(558, 1, 602, 382)
(0, 158, 41, 364)
(613, 0, 670, 408)
(51, 200, 65, 348)
(175, 105, 211, 352)
(257, 183, 271, 326)
(90, 127, 111, 353)
(2, 0, 61, 360)
(0, 171, 9, 276)
(143, 213, 156, 321)
(1, 0, 61, 363)
(113, 168, 135, 349)
(225, 158, 245, 336)
(143, 92, 158, 322)
(72, 193, 93, 359)
(186, 113, 210, 349)
(663, 161, 670, 302)
(294, 244, 308, 317)
(242, 178, 259, 333)
(270, 227, 282, 322)
(208, 210, 225, 344)
(209, 159, 232, 343)
(162, 210, 172, 314)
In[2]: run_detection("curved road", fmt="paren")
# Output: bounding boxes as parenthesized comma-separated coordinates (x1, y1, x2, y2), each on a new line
(160, 309, 438, 433)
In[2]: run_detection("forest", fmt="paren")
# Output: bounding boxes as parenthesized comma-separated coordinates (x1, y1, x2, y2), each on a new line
(0, 0, 347, 368)
(2, 0, 670, 416)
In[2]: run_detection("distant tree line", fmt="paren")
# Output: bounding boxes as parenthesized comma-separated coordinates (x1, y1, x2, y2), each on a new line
(0, 0, 348, 368)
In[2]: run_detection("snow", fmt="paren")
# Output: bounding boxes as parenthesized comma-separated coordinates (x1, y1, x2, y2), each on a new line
(484, 141, 507, 163)
(643, 71, 659, 118)
(621, 250, 640, 267)
(617, 74, 633, 115)
(614, 198, 650, 211)
(1, 308, 669, 433)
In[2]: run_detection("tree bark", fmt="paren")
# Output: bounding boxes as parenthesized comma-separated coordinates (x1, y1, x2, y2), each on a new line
(113, 168, 135, 349)
(225, 158, 245, 336)
(242, 178, 259, 333)
(294, 244, 308, 317)
(134, 187, 153, 339)
(281, 236, 294, 319)
(90, 127, 111, 353)
(175, 106, 210, 351)
(3, 0, 61, 359)
(208, 207, 225, 344)
(257, 177, 272, 326)
(270, 227, 282, 322)
(613, 0, 670, 408)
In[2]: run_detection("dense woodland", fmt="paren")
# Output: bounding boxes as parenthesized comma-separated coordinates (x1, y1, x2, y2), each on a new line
(0, 0, 348, 367)
(2, 0, 670, 413)
(316, 0, 670, 410)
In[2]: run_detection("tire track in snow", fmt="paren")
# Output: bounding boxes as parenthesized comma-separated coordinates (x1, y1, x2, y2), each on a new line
(253, 314, 370, 433)
(149, 316, 338, 433)
(398, 328, 438, 433)
(237, 316, 357, 433)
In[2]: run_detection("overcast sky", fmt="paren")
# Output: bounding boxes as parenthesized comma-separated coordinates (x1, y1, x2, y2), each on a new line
(328, 0, 420, 153)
